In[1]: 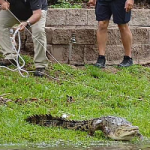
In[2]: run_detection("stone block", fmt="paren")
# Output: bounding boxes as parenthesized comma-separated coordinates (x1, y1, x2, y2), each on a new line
(107, 27, 150, 45)
(51, 28, 72, 45)
(46, 9, 66, 26)
(132, 44, 150, 64)
(75, 28, 96, 45)
(70, 44, 85, 65)
(47, 44, 85, 65)
(107, 28, 122, 45)
(66, 9, 88, 26)
(46, 27, 54, 44)
(24, 43, 34, 55)
(132, 27, 150, 44)
(84, 45, 98, 64)
(130, 9, 150, 26)
(87, 9, 97, 26)
(105, 45, 124, 65)
(47, 27, 96, 45)
(47, 44, 69, 63)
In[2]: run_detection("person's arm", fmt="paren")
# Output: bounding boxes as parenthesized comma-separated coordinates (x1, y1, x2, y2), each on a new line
(87, 0, 97, 8)
(0, 0, 10, 10)
(125, 0, 134, 12)
(19, 9, 42, 31)
(0, 0, 6, 5)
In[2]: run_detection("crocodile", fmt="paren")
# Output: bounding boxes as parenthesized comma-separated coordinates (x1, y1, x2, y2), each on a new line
(26, 114, 143, 141)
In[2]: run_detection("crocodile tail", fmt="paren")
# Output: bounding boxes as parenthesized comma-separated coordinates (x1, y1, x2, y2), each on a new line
(26, 114, 52, 126)
(26, 114, 90, 131)
(26, 114, 66, 127)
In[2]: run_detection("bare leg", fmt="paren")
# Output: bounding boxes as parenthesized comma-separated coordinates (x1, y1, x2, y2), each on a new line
(97, 20, 109, 55)
(118, 24, 133, 67)
(118, 24, 132, 57)
(95, 20, 109, 68)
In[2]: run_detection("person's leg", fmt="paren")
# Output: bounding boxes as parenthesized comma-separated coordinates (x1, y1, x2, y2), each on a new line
(111, 0, 133, 67)
(95, 20, 109, 68)
(0, 10, 18, 66)
(95, 1, 112, 68)
(118, 24, 132, 57)
(31, 10, 48, 76)
(97, 20, 109, 56)
(118, 24, 133, 67)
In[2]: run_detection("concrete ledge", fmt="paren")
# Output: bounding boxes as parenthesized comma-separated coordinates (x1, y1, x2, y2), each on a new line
(25, 27, 150, 45)
(45, 43, 150, 65)
(44, 27, 150, 45)
(46, 9, 150, 27)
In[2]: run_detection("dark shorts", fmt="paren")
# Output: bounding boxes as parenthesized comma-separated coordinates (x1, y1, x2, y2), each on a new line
(95, 0, 131, 24)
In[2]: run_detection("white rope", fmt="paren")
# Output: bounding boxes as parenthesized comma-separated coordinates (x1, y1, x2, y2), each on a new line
(7, 9, 71, 76)
(0, 27, 29, 77)
(0, 8, 71, 78)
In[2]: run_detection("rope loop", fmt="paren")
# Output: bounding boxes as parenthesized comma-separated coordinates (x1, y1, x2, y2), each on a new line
(0, 27, 29, 77)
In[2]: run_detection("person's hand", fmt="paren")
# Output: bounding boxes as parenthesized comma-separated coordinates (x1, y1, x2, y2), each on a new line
(125, 0, 134, 12)
(1, 1, 10, 10)
(87, 0, 96, 8)
(19, 22, 28, 31)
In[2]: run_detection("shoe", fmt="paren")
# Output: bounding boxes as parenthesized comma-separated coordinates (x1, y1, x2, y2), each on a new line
(94, 55, 106, 68)
(118, 56, 133, 67)
(0, 59, 17, 66)
(34, 68, 45, 77)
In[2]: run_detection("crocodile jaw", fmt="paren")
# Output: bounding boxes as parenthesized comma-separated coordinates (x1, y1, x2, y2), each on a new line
(108, 126, 140, 141)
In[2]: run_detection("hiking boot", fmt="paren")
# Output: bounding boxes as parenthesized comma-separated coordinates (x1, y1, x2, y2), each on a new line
(0, 59, 17, 66)
(118, 56, 133, 67)
(34, 68, 45, 77)
(94, 55, 106, 68)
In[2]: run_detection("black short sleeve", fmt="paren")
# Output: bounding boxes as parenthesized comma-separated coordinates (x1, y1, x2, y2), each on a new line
(29, 0, 42, 10)
(8, 0, 48, 20)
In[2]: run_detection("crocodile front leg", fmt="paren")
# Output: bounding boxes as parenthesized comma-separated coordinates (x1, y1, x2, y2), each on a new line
(88, 127, 96, 136)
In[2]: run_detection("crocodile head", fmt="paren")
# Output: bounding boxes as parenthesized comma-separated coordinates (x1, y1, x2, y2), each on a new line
(107, 125, 141, 141)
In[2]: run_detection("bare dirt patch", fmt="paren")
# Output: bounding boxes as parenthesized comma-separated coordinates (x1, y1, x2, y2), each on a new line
(103, 66, 120, 74)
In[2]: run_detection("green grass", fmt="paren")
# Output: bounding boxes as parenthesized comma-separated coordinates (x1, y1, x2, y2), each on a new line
(0, 55, 150, 146)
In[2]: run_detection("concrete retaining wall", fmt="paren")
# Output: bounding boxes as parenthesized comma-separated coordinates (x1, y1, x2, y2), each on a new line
(23, 9, 150, 65)
(46, 9, 150, 27)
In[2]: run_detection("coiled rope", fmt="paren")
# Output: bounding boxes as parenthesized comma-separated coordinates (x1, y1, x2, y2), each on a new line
(0, 7, 71, 78)
(0, 27, 29, 77)
(7, 9, 70, 75)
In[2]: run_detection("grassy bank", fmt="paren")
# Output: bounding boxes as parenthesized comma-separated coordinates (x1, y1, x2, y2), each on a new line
(0, 55, 150, 146)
